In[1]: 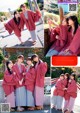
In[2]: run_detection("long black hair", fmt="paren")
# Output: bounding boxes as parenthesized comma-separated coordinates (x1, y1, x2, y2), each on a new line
(68, 16, 78, 34)
(65, 73, 70, 88)
(13, 11, 20, 25)
(70, 73, 77, 82)
(6, 61, 13, 74)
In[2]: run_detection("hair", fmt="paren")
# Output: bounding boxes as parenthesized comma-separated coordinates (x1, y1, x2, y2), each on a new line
(31, 54, 39, 61)
(20, 4, 26, 9)
(6, 61, 13, 74)
(68, 16, 78, 34)
(65, 73, 70, 88)
(13, 11, 20, 25)
(70, 73, 76, 81)
(17, 55, 24, 60)
(60, 73, 64, 77)
(26, 57, 32, 61)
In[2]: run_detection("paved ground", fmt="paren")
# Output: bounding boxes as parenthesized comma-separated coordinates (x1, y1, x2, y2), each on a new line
(51, 85, 80, 113)
(10, 106, 50, 113)
(0, 22, 44, 48)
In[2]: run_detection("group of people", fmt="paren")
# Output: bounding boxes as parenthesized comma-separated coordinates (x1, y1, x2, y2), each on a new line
(52, 73, 77, 113)
(2, 54, 47, 112)
(46, 15, 80, 56)
(4, 4, 41, 45)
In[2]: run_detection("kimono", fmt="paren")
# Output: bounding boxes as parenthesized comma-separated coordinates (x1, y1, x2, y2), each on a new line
(34, 60, 47, 106)
(25, 66, 35, 107)
(12, 63, 26, 106)
(59, 26, 80, 55)
(2, 70, 16, 107)
(20, 10, 41, 41)
(4, 18, 24, 38)
(64, 80, 77, 111)
(53, 79, 65, 109)
(46, 25, 68, 56)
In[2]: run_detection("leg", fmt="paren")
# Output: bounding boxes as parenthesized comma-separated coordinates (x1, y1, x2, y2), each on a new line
(30, 30, 37, 43)
(63, 100, 69, 111)
(46, 49, 59, 57)
(67, 97, 75, 112)
(57, 96, 63, 110)
(51, 95, 57, 109)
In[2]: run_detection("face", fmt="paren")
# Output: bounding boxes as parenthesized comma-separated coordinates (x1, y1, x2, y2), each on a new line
(60, 76, 64, 80)
(68, 19, 74, 26)
(33, 57, 39, 62)
(70, 75, 74, 80)
(64, 75, 67, 79)
(8, 62, 13, 69)
(21, 5, 26, 11)
(26, 60, 32, 65)
(62, 18, 67, 25)
(18, 58, 23, 63)
(14, 12, 20, 18)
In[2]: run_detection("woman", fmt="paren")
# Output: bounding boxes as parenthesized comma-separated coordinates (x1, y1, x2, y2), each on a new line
(20, 4, 41, 45)
(2, 61, 16, 112)
(25, 57, 36, 110)
(46, 18, 68, 56)
(64, 73, 77, 113)
(59, 16, 80, 55)
(12, 55, 26, 112)
(4, 11, 24, 44)
(31, 54, 47, 110)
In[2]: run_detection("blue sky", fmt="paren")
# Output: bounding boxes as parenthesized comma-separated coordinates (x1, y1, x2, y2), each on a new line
(0, 0, 26, 12)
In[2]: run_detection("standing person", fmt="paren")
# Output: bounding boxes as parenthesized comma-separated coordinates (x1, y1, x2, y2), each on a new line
(59, 16, 80, 55)
(12, 55, 26, 112)
(52, 74, 65, 111)
(31, 54, 47, 110)
(2, 61, 16, 112)
(64, 73, 77, 113)
(25, 57, 36, 110)
(4, 11, 24, 44)
(20, 4, 41, 45)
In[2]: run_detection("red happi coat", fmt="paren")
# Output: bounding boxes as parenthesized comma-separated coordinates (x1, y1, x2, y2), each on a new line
(50, 26, 60, 43)
(20, 10, 41, 31)
(68, 27, 80, 55)
(53, 79, 65, 97)
(25, 66, 36, 92)
(64, 80, 77, 100)
(50, 25, 68, 52)
(2, 70, 16, 96)
(4, 18, 24, 37)
(12, 63, 26, 88)
(35, 61, 47, 87)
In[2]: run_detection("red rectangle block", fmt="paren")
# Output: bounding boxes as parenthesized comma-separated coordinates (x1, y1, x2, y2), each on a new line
(52, 56, 78, 66)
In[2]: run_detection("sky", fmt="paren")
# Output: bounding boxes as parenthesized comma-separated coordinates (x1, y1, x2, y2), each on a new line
(0, 0, 26, 12)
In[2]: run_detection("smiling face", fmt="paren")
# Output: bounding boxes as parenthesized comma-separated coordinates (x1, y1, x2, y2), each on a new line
(68, 19, 74, 26)
(14, 12, 20, 19)
(17, 58, 24, 63)
(33, 56, 39, 62)
(26, 60, 32, 65)
(21, 4, 27, 12)
(8, 61, 13, 69)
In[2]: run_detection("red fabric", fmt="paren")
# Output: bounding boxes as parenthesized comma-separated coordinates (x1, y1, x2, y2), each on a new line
(4, 18, 24, 37)
(69, 27, 80, 54)
(20, 10, 41, 31)
(25, 67, 36, 92)
(12, 63, 26, 88)
(53, 79, 65, 97)
(51, 25, 68, 52)
(2, 70, 16, 96)
(35, 61, 47, 87)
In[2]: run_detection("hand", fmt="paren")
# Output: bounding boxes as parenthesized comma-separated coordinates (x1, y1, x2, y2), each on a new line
(23, 72, 26, 76)
(65, 48, 69, 52)
(63, 88, 67, 90)
(19, 81, 22, 85)
(13, 72, 16, 75)
(56, 35, 59, 39)
(4, 23, 6, 26)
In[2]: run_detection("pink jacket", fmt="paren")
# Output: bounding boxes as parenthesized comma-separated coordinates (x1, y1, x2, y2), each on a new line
(2, 70, 16, 96)
(4, 18, 24, 37)
(25, 67, 36, 92)
(20, 10, 41, 31)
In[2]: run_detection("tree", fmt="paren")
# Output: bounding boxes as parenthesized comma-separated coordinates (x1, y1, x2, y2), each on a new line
(0, 51, 4, 64)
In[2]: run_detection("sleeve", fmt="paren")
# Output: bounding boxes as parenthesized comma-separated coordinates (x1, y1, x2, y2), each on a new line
(19, 17, 25, 30)
(4, 19, 14, 34)
(40, 62, 47, 76)
(31, 10, 41, 22)
(59, 25, 68, 47)
(56, 80, 65, 90)
(4, 72, 13, 83)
